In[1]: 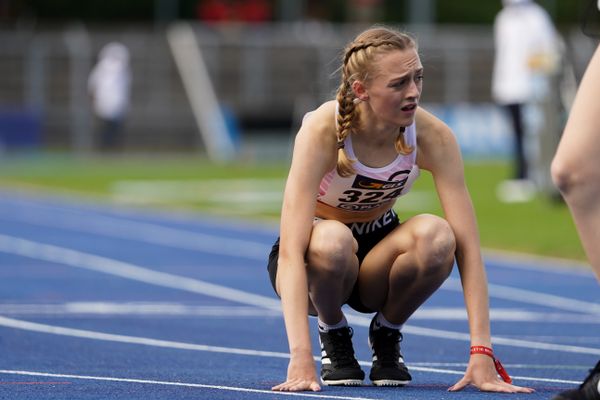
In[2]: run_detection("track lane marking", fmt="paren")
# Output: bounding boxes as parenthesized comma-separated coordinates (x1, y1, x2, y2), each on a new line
(0, 370, 377, 400)
(442, 279, 600, 315)
(0, 210, 598, 314)
(1, 234, 599, 355)
(0, 193, 592, 274)
(0, 318, 583, 386)
(1, 303, 597, 323)
(0, 204, 271, 259)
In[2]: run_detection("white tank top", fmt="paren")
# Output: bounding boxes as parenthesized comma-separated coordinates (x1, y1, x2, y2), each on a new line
(317, 121, 420, 213)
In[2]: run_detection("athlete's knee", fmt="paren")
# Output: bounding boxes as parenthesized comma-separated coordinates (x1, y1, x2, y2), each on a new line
(551, 155, 589, 197)
(307, 221, 355, 276)
(550, 156, 573, 193)
(412, 215, 455, 275)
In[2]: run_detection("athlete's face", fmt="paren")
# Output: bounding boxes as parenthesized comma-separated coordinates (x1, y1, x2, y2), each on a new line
(363, 48, 423, 127)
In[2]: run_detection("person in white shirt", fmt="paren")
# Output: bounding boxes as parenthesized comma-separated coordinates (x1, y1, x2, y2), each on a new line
(492, 0, 562, 202)
(88, 42, 131, 151)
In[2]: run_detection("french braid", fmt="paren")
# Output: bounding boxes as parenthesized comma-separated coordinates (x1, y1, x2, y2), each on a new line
(336, 27, 417, 177)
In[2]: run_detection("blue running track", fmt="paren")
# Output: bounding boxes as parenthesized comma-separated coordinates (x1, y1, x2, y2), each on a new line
(0, 189, 599, 400)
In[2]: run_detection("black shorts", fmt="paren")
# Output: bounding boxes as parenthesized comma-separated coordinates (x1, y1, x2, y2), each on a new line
(267, 209, 400, 314)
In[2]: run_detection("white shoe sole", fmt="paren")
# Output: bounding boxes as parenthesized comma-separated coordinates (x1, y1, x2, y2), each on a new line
(371, 379, 410, 386)
(321, 378, 363, 386)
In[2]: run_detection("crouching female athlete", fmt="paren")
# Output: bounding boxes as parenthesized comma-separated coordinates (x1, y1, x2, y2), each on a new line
(267, 25, 534, 394)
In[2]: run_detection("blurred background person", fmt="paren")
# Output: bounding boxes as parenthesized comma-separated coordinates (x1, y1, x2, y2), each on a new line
(492, 0, 563, 203)
(88, 41, 132, 152)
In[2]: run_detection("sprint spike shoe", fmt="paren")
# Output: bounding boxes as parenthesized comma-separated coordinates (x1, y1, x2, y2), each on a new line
(552, 361, 600, 400)
(318, 326, 364, 386)
(368, 316, 412, 386)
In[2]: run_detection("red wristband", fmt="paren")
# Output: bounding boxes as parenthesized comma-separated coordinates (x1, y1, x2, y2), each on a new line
(470, 346, 512, 384)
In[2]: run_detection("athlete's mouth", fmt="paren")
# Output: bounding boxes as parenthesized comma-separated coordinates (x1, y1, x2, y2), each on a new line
(401, 103, 417, 112)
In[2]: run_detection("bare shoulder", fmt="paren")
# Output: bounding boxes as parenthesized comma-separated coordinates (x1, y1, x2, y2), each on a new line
(415, 106, 461, 171)
(415, 107, 454, 145)
(290, 100, 338, 172)
(295, 100, 337, 148)
(298, 101, 336, 136)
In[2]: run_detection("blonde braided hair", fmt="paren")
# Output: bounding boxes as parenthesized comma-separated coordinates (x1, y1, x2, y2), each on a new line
(336, 27, 417, 177)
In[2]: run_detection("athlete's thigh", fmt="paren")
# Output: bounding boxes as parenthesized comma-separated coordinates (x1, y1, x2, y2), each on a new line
(556, 45, 600, 165)
(276, 219, 358, 315)
(357, 214, 449, 300)
(306, 219, 359, 294)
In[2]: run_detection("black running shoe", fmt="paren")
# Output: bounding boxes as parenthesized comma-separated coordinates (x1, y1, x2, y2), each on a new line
(368, 317, 412, 386)
(552, 361, 600, 400)
(318, 326, 364, 386)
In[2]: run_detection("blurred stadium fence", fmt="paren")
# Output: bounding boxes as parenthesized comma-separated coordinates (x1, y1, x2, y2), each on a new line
(0, 22, 596, 159)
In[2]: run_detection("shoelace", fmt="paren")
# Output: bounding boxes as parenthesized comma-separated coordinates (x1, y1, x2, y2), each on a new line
(325, 327, 358, 367)
(373, 329, 402, 366)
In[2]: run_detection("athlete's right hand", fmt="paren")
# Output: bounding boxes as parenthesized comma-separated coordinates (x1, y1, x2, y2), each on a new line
(271, 351, 320, 392)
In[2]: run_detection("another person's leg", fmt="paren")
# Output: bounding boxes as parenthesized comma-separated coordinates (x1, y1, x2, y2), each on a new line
(550, 44, 600, 400)
(506, 103, 527, 180)
(100, 118, 122, 151)
(497, 103, 536, 202)
(551, 44, 600, 282)
(551, 361, 600, 400)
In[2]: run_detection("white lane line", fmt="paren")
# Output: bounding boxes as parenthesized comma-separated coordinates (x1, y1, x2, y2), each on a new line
(0, 234, 281, 311)
(485, 282, 600, 315)
(0, 369, 376, 400)
(483, 249, 592, 275)
(410, 362, 590, 370)
(368, 315, 600, 355)
(1, 210, 598, 316)
(111, 179, 284, 212)
(358, 363, 580, 385)
(442, 278, 600, 315)
(0, 192, 594, 278)
(0, 317, 583, 386)
(410, 307, 600, 323)
(0, 303, 282, 317)
(0, 192, 279, 235)
(506, 375, 581, 385)
(1, 233, 600, 355)
(0, 193, 593, 276)
(1, 303, 598, 324)
(0, 209, 271, 260)
(0, 315, 290, 358)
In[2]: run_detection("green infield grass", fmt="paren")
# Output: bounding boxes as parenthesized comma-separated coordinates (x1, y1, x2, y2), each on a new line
(0, 152, 585, 262)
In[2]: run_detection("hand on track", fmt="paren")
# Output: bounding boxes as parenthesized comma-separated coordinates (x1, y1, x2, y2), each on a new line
(272, 352, 320, 392)
(448, 353, 535, 393)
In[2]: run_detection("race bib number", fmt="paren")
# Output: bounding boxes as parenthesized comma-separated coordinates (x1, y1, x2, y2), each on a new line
(336, 170, 411, 210)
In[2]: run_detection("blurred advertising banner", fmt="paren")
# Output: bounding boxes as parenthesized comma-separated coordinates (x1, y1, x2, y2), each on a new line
(423, 102, 551, 160)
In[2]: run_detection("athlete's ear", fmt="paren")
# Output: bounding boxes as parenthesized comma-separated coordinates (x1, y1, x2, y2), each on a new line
(351, 80, 369, 101)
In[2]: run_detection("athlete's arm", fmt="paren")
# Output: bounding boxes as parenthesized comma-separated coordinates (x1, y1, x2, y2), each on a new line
(272, 101, 338, 392)
(415, 107, 534, 393)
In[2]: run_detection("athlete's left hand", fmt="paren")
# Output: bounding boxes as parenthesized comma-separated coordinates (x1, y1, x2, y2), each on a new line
(448, 353, 535, 393)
